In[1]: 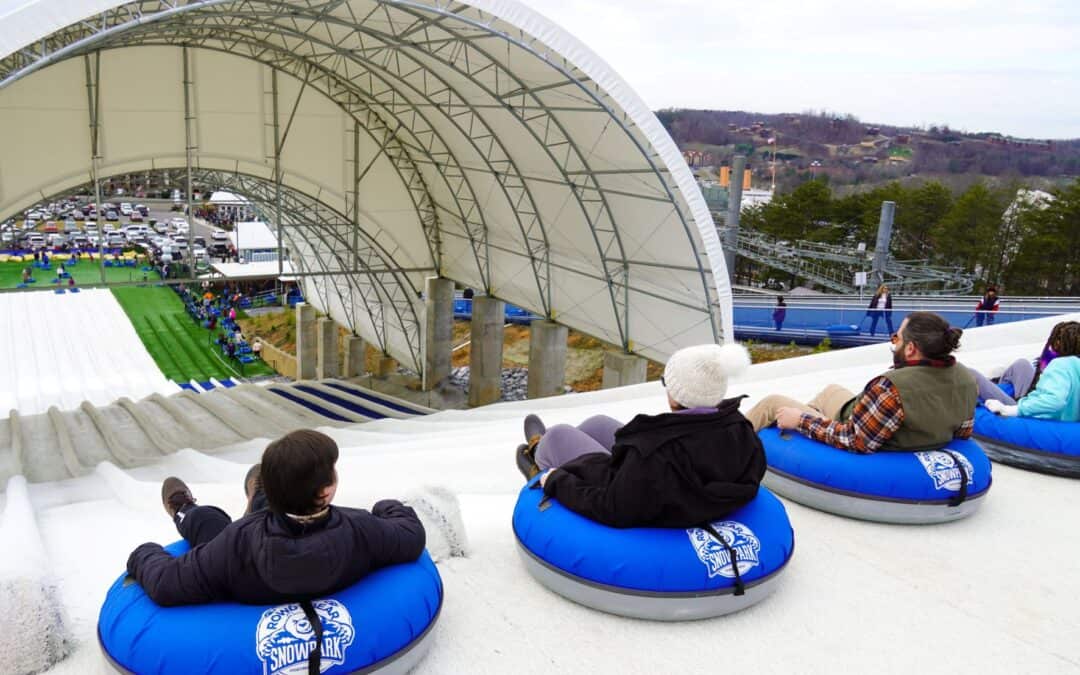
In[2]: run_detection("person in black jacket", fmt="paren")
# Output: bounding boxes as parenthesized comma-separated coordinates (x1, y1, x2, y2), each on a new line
(864, 284, 894, 336)
(517, 343, 765, 529)
(126, 429, 425, 606)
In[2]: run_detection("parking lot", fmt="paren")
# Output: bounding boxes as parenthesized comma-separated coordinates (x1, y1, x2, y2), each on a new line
(1, 197, 235, 270)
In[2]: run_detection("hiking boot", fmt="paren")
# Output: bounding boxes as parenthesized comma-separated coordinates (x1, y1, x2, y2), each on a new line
(515, 440, 541, 481)
(523, 414, 546, 442)
(161, 477, 196, 520)
(243, 463, 263, 516)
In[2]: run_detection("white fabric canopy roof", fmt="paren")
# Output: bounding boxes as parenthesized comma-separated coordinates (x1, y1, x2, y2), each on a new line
(209, 260, 294, 280)
(228, 222, 278, 252)
(0, 0, 732, 374)
(208, 191, 247, 205)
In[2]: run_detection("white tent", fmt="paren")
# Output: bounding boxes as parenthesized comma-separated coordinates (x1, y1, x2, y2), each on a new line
(228, 222, 279, 256)
(209, 260, 295, 281)
(0, 0, 732, 376)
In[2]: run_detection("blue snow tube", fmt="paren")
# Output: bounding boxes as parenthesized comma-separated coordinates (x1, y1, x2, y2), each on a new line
(759, 427, 992, 524)
(98, 542, 442, 674)
(512, 479, 794, 621)
(973, 405, 1080, 478)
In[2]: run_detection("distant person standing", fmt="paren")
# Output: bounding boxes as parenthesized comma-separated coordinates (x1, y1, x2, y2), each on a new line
(974, 286, 1000, 327)
(772, 296, 787, 331)
(864, 284, 894, 337)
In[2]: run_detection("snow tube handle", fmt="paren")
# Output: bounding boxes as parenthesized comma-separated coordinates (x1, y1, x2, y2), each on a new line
(940, 449, 969, 507)
(700, 523, 746, 596)
(299, 599, 323, 675)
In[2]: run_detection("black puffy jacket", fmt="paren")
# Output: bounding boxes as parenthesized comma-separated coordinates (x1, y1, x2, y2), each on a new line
(543, 397, 766, 528)
(127, 500, 425, 606)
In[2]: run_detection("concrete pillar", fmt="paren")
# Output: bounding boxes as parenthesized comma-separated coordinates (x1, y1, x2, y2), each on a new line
(602, 351, 647, 389)
(316, 318, 339, 380)
(468, 296, 505, 407)
(423, 277, 455, 391)
(871, 200, 896, 289)
(527, 320, 568, 399)
(295, 302, 317, 380)
(343, 335, 365, 378)
(722, 155, 747, 285)
(374, 355, 397, 379)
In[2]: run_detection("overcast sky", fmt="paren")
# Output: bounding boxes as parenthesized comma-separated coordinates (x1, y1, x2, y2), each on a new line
(526, 0, 1079, 139)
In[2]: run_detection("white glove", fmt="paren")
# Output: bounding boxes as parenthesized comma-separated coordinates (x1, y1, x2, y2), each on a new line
(985, 399, 1019, 417)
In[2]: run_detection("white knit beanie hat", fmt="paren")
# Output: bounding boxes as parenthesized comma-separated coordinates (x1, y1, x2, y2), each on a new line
(663, 343, 752, 408)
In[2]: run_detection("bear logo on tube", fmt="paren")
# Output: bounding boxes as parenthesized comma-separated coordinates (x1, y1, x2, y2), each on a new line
(255, 599, 356, 675)
(687, 520, 761, 579)
(915, 451, 975, 492)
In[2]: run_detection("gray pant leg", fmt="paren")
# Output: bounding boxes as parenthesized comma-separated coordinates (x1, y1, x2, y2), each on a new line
(575, 415, 623, 452)
(969, 366, 1017, 405)
(535, 424, 611, 470)
(1001, 358, 1037, 399)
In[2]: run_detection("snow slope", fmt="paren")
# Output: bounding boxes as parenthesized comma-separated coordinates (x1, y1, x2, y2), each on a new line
(0, 289, 178, 417)
(2, 314, 1078, 674)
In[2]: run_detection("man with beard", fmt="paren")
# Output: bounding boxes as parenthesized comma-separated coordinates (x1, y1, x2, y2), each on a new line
(744, 312, 977, 453)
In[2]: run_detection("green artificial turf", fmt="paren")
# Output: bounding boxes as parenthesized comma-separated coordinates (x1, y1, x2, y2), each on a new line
(0, 259, 150, 289)
(111, 285, 276, 383)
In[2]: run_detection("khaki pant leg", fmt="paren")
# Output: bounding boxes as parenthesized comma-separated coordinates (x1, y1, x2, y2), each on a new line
(807, 384, 856, 420)
(744, 394, 819, 431)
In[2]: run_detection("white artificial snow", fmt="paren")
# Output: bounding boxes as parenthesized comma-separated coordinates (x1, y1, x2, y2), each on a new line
(0, 315, 1077, 674)
(0, 289, 178, 417)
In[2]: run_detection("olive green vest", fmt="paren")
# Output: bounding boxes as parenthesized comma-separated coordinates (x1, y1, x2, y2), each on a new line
(876, 364, 978, 450)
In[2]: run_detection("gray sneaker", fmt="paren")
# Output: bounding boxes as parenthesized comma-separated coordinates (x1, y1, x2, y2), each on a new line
(523, 414, 546, 442)
(516, 443, 540, 480)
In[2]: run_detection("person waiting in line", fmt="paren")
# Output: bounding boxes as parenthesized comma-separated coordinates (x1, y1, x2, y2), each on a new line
(772, 296, 787, 331)
(252, 337, 263, 359)
(226, 340, 237, 361)
(21, 267, 31, 283)
(863, 284, 894, 337)
(126, 429, 425, 606)
(516, 343, 765, 529)
(982, 321, 1080, 422)
(974, 286, 1000, 327)
(745, 311, 977, 453)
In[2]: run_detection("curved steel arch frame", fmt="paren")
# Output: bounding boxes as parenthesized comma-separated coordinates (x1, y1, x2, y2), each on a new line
(0, 0, 729, 362)
(61, 165, 428, 372)
(193, 168, 428, 373)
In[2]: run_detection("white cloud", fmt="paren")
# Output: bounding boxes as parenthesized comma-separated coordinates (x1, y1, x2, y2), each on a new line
(526, 0, 1080, 138)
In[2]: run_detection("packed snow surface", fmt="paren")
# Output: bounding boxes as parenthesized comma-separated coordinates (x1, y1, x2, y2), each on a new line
(1, 314, 1078, 674)
(0, 289, 177, 417)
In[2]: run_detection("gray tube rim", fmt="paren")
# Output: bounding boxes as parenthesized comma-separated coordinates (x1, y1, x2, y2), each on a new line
(763, 470, 988, 524)
(515, 541, 790, 621)
(98, 593, 442, 674)
(974, 434, 1080, 479)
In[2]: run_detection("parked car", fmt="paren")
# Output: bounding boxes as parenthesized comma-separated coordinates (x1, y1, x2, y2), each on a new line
(211, 229, 228, 241)
(106, 232, 126, 246)
(63, 220, 77, 232)
(129, 210, 143, 222)
(43, 221, 58, 233)
(105, 210, 119, 221)
(135, 204, 149, 217)
(119, 202, 133, 216)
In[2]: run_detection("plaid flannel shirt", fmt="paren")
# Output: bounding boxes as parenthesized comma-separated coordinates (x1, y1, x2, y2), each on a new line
(797, 374, 974, 453)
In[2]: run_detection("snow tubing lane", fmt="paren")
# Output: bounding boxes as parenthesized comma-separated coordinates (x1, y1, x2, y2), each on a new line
(973, 405, 1080, 478)
(759, 427, 992, 524)
(98, 542, 442, 675)
(512, 478, 794, 621)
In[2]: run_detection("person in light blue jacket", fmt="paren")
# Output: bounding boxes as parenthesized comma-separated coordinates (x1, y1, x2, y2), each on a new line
(985, 322, 1080, 422)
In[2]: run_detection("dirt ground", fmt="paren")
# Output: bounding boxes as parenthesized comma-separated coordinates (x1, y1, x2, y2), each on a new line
(241, 312, 820, 392)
